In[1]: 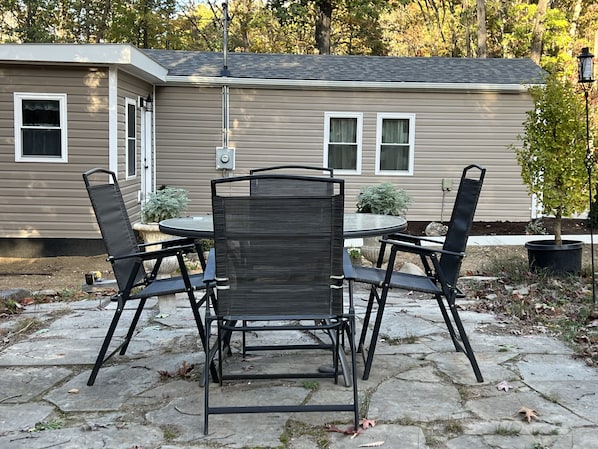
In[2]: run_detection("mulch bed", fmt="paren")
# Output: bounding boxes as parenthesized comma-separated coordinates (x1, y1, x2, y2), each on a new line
(406, 217, 590, 236)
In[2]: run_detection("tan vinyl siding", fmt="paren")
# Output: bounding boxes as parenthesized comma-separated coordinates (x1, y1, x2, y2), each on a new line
(156, 86, 532, 222)
(0, 65, 110, 239)
(154, 85, 223, 212)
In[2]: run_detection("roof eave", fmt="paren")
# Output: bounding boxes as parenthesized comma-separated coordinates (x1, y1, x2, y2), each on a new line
(164, 75, 538, 92)
(0, 43, 168, 83)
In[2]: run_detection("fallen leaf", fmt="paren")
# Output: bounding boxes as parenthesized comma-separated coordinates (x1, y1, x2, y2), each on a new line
(359, 442, 384, 447)
(176, 361, 194, 377)
(518, 406, 539, 422)
(325, 417, 376, 439)
(496, 380, 511, 392)
(158, 370, 173, 378)
(159, 361, 194, 379)
(360, 418, 376, 429)
(325, 424, 354, 435)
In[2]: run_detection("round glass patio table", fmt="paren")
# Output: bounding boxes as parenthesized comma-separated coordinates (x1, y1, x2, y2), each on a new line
(159, 213, 407, 239)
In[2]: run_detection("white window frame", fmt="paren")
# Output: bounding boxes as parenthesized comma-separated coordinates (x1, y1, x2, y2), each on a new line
(14, 92, 68, 163)
(323, 112, 362, 175)
(125, 97, 137, 180)
(375, 113, 416, 176)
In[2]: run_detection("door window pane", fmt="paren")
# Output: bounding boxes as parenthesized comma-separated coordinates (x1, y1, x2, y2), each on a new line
(126, 102, 137, 177)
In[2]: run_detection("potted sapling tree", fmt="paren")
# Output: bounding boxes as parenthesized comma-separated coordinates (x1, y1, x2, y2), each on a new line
(510, 72, 590, 273)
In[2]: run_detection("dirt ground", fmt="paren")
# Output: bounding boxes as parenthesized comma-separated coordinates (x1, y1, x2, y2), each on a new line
(0, 218, 591, 293)
(0, 254, 113, 293)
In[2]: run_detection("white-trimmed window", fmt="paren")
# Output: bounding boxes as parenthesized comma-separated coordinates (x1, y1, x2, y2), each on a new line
(125, 98, 137, 179)
(14, 93, 68, 163)
(324, 112, 362, 174)
(375, 113, 415, 175)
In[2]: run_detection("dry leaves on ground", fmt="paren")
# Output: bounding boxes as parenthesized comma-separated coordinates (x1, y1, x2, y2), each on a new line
(518, 406, 539, 423)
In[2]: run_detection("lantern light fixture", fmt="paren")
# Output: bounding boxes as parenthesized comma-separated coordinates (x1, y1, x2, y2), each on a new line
(578, 47, 594, 86)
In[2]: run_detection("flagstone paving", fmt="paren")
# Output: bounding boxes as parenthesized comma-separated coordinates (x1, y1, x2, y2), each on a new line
(0, 284, 596, 449)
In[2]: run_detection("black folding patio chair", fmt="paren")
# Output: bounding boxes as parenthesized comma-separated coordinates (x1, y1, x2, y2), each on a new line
(353, 164, 486, 382)
(249, 165, 334, 196)
(82, 168, 216, 386)
(202, 173, 359, 434)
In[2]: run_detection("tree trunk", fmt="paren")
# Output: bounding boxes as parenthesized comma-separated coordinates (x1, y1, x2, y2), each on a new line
(476, 0, 486, 58)
(554, 210, 562, 246)
(315, 0, 332, 54)
(97, 0, 112, 42)
(531, 0, 548, 64)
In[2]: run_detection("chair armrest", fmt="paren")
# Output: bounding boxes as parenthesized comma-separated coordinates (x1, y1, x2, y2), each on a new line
(138, 236, 194, 249)
(386, 232, 444, 246)
(343, 248, 356, 280)
(203, 248, 216, 283)
(108, 242, 196, 263)
(382, 238, 465, 259)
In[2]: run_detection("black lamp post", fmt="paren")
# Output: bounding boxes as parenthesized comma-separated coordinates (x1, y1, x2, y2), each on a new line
(578, 47, 595, 304)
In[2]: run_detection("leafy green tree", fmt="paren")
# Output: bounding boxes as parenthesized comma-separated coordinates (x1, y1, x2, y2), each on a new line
(107, 0, 176, 48)
(511, 73, 591, 245)
(268, 0, 393, 55)
(1, 0, 59, 42)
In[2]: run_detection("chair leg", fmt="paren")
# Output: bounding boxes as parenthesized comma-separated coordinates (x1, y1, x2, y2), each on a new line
(436, 294, 484, 383)
(361, 287, 389, 381)
(434, 294, 462, 352)
(346, 318, 360, 430)
(119, 298, 147, 355)
(447, 300, 484, 382)
(187, 291, 220, 383)
(203, 313, 213, 435)
(357, 285, 378, 352)
(87, 298, 126, 386)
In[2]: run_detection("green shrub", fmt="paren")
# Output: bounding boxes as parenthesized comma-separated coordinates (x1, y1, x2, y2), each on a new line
(356, 183, 412, 216)
(141, 186, 189, 223)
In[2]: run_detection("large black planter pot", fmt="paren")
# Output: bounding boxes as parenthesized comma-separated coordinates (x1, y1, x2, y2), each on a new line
(524, 239, 583, 274)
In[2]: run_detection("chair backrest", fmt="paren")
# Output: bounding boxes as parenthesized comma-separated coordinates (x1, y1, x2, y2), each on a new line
(439, 164, 486, 284)
(211, 174, 345, 319)
(82, 168, 145, 291)
(249, 166, 334, 196)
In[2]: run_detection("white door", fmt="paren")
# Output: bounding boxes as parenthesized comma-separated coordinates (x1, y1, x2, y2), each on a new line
(140, 102, 154, 203)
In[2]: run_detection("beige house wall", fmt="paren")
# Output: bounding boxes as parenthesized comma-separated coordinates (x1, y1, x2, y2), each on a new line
(154, 85, 222, 210)
(156, 86, 532, 222)
(0, 65, 111, 239)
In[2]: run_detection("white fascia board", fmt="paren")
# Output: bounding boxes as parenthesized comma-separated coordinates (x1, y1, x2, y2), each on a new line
(165, 75, 537, 92)
(0, 43, 167, 83)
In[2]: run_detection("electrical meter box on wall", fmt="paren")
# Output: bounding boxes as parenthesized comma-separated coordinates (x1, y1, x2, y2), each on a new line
(216, 147, 235, 170)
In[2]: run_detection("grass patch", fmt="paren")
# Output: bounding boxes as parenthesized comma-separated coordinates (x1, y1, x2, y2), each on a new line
(279, 420, 329, 449)
(494, 424, 520, 436)
(302, 380, 320, 391)
(443, 419, 463, 434)
(28, 419, 64, 432)
(160, 424, 181, 440)
(14, 317, 44, 334)
(466, 251, 598, 366)
(382, 334, 418, 345)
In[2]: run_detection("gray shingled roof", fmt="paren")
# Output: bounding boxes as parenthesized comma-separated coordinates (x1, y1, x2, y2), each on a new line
(142, 49, 546, 85)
